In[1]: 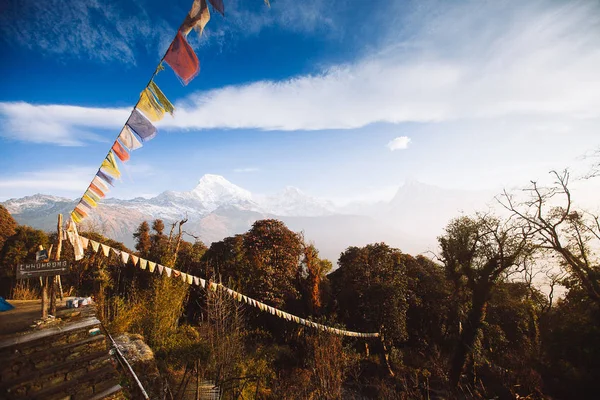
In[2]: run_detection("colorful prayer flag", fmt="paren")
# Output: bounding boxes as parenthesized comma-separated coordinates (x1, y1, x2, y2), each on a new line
(137, 88, 165, 122)
(148, 81, 174, 115)
(164, 31, 199, 85)
(209, 0, 224, 16)
(96, 171, 115, 186)
(131, 254, 139, 266)
(101, 244, 110, 257)
(180, 0, 210, 37)
(148, 261, 156, 273)
(121, 251, 130, 264)
(140, 259, 148, 270)
(111, 140, 130, 162)
(127, 109, 157, 142)
(101, 152, 121, 178)
(118, 126, 143, 151)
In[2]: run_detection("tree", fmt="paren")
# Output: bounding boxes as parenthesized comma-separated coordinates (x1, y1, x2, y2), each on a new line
(330, 243, 409, 345)
(439, 215, 533, 388)
(242, 219, 303, 308)
(499, 170, 600, 305)
(0, 205, 17, 251)
(133, 221, 151, 257)
(299, 243, 331, 316)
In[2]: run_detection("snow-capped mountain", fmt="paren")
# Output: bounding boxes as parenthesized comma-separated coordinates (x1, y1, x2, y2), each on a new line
(2, 175, 493, 261)
(257, 186, 335, 217)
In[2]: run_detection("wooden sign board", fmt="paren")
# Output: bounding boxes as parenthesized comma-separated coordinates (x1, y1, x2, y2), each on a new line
(16, 261, 69, 279)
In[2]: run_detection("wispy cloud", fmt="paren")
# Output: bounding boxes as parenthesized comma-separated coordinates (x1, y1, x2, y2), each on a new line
(0, 0, 172, 64)
(0, 0, 338, 64)
(0, 102, 129, 146)
(387, 136, 411, 151)
(0, 166, 98, 199)
(233, 167, 260, 173)
(1, 0, 599, 144)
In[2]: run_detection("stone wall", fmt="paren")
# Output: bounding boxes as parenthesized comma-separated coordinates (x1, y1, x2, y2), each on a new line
(0, 316, 123, 399)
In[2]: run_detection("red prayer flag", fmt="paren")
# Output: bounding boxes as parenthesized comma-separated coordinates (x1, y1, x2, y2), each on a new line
(112, 140, 130, 162)
(164, 32, 199, 86)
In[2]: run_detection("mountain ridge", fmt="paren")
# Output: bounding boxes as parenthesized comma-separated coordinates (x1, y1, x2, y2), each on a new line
(2, 175, 492, 262)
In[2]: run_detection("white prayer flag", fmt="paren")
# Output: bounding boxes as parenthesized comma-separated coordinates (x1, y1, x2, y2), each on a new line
(91, 240, 100, 253)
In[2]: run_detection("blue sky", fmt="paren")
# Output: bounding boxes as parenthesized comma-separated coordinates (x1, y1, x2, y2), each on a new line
(1, 0, 599, 203)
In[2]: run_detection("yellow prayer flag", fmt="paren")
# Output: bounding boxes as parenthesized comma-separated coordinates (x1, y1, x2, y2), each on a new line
(83, 193, 97, 208)
(149, 81, 174, 115)
(137, 88, 165, 122)
(101, 152, 121, 178)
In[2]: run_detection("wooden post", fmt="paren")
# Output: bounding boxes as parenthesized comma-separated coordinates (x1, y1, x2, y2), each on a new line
(41, 276, 48, 319)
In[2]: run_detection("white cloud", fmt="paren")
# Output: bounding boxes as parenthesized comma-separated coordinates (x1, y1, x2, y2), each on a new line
(1, 0, 600, 144)
(233, 167, 260, 173)
(387, 136, 411, 151)
(0, 166, 98, 199)
(0, 102, 129, 145)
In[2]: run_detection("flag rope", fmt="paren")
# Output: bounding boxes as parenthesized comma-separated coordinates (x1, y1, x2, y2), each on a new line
(79, 235, 380, 338)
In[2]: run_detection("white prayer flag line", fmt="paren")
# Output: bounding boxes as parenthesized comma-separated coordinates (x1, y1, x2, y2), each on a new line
(79, 235, 380, 339)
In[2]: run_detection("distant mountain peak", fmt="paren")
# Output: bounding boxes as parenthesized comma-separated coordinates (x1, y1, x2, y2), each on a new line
(191, 174, 253, 209)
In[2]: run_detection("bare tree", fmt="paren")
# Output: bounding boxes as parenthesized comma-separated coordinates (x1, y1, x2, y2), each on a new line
(498, 170, 600, 305)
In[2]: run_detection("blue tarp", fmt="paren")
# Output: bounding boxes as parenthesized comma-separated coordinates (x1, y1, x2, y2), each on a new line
(0, 297, 15, 312)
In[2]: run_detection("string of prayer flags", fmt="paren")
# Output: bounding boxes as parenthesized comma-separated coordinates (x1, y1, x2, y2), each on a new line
(79, 232, 381, 339)
(111, 140, 130, 163)
(118, 126, 143, 151)
(209, 0, 225, 16)
(127, 110, 157, 142)
(164, 31, 199, 85)
(70, 0, 242, 223)
(137, 88, 166, 122)
(180, 0, 210, 37)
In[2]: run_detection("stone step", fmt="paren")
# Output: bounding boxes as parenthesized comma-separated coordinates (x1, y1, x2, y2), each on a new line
(22, 364, 119, 400)
(0, 317, 101, 359)
(1, 333, 106, 371)
(0, 349, 112, 393)
(88, 384, 124, 400)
